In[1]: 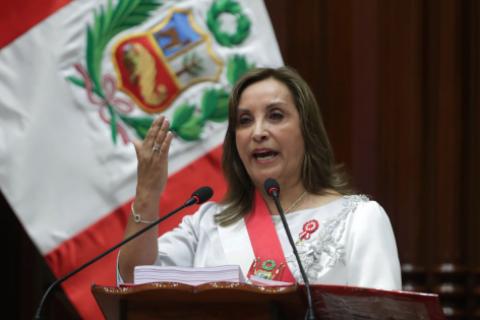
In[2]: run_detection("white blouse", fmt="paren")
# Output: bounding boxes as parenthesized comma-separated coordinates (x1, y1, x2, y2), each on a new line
(118, 195, 402, 290)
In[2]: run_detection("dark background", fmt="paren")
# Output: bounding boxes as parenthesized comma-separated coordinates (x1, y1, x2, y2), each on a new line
(3, 0, 479, 319)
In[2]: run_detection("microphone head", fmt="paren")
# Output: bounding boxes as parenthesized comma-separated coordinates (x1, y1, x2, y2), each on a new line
(191, 186, 214, 204)
(264, 178, 280, 197)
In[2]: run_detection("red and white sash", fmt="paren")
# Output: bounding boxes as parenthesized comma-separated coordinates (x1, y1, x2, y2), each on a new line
(244, 191, 296, 283)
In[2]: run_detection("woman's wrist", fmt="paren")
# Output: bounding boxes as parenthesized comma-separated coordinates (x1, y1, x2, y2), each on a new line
(132, 191, 160, 217)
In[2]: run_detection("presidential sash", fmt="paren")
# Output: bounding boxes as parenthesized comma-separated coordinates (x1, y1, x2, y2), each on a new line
(244, 191, 296, 283)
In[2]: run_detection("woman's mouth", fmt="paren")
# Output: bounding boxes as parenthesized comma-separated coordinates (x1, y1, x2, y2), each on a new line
(252, 149, 279, 161)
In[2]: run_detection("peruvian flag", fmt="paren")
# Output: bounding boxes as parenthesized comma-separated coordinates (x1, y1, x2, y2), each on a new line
(0, 0, 282, 318)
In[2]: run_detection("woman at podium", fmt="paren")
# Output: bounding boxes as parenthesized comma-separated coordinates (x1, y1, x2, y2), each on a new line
(117, 66, 401, 290)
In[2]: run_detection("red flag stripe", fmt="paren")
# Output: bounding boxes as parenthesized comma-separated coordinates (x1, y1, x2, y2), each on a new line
(44, 145, 226, 319)
(0, 0, 71, 49)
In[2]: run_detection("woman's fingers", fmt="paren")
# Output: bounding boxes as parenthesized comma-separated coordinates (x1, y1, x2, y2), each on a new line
(140, 117, 172, 166)
(135, 116, 172, 157)
(134, 121, 172, 196)
(158, 132, 173, 160)
(144, 116, 165, 148)
(152, 118, 170, 152)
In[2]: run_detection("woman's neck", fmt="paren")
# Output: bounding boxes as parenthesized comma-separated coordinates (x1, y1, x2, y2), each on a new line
(259, 180, 307, 215)
(256, 180, 342, 215)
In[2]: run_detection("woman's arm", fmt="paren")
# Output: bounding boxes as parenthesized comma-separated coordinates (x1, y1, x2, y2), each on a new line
(346, 201, 402, 290)
(118, 116, 173, 283)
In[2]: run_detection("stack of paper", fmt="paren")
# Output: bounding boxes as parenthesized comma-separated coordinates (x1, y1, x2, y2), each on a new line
(134, 265, 247, 286)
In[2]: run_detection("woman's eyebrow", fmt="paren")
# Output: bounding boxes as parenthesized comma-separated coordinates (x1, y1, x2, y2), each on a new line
(236, 100, 287, 113)
(265, 101, 287, 110)
(236, 107, 250, 113)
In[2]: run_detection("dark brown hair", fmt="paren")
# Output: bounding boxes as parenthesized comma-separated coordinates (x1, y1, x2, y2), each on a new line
(216, 66, 351, 225)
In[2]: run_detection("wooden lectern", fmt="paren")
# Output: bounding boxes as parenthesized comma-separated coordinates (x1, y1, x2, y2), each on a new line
(92, 282, 303, 319)
(92, 282, 446, 320)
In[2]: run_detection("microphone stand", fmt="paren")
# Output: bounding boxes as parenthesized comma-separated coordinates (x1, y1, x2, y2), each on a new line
(270, 191, 316, 320)
(34, 197, 199, 320)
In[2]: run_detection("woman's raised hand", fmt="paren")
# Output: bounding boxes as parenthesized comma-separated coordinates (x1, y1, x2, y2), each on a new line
(132, 116, 173, 201)
(119, 117, 173, 281)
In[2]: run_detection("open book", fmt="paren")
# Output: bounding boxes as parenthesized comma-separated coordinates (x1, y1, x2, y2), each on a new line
(133, 265, 248, 286)
(133, 264, 295, 287)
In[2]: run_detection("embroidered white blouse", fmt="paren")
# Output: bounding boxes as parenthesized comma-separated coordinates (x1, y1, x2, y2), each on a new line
(118, 195, 402, 290)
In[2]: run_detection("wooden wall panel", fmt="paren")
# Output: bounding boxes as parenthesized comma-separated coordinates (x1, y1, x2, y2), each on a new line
(423, 1, 467, 317)
(426, 0, 464, 267)
(377, 0, 427, 291)
(321, 0, 353, 167)
(465, 0, 480, 317)
(351, 0, 379, 197)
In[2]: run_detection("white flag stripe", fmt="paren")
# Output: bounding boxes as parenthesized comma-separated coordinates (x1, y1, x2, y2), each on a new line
(0, 11, 138, 253)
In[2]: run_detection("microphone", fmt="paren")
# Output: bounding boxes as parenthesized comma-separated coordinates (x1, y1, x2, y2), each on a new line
(185, 186, 213, 206)
(34, 186, 213, 320)
(264, 178, 316, 320)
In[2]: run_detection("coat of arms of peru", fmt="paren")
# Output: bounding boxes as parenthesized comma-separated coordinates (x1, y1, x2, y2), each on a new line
(67, 0, 255, 144)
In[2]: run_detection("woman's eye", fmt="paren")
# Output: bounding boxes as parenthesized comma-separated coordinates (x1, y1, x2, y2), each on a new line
(237, 114, 252, 125)
(269, 111, 284, 121)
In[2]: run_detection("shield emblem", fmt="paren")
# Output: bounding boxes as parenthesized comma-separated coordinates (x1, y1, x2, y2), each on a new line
(112, 9, 223, 114)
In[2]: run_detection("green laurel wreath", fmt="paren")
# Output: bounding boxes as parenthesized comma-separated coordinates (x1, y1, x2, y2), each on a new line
(67, 0, 163, 143)
(207, 0, 251, 47)
(66, 0, 254, 143)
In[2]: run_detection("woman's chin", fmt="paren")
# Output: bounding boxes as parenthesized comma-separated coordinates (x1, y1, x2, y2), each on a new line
(251, 172, 280, 187)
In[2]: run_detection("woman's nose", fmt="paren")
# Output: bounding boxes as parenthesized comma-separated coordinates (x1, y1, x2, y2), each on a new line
(252, 121, 267, 142)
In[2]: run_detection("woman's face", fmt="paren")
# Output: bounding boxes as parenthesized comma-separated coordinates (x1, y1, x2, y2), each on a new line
(235, 78, 305, 189)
